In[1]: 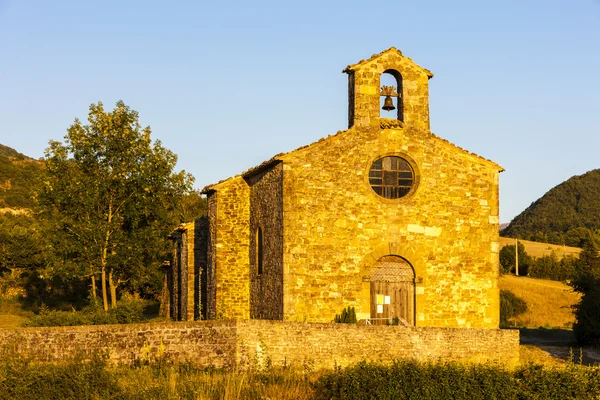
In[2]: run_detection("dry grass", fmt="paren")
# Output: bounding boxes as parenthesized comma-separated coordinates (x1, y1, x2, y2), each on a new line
(114, 366, 316, 399)
(499, 237, 581, 259)
(499, 275, 580, 329)
(519, 344, 570, 366)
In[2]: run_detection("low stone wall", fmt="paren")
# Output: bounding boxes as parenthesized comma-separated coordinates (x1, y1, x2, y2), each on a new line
(0, 322, 237, 367)
(237, 320, 519, 368)
(0, 320, 519, 368)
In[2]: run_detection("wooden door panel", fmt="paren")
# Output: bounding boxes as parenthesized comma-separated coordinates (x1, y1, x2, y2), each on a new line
(370, 281, 414, 325)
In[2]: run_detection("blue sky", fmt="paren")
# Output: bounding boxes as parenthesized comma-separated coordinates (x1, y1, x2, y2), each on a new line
(1, 0, 599, 223)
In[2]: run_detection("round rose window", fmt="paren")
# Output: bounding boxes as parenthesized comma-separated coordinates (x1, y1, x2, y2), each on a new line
(369, 156, 414, 199)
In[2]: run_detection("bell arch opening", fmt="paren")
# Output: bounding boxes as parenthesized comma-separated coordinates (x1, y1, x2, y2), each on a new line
(369, 255, 415, 325)
(379, 70, 403, 122)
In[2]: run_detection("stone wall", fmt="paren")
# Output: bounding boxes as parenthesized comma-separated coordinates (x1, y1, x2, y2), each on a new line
(236, 320, 519, 368)
(247, 163, 284, 320)
(168, 222, 200, 321)
(0, 321, 519, 368)
(0, 322, 237, 367)
(279, 124, 501, 327)
(208, 176, 251, 319)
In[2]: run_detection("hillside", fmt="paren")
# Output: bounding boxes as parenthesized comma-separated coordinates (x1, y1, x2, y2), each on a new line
(499, 237, 581, 259)
(0, 144, 43, 211)
(502, 169, 600, 245)
(499, 275, 579, 329)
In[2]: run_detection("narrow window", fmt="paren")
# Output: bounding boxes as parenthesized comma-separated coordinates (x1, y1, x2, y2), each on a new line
(256, 227, 263, 275)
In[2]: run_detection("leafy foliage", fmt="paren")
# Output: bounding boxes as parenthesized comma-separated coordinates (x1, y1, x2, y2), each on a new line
(313, 360, 600, 400)
(499, 242, 579, 281)
(40, 101, 193, 310)
(499, 242, 533, 275)
(3, 356, 600, 400)
(334, 306, 357, 324)
(499, 289, 528, 327)
(528, 253, 578, 282)
(0, 354, 120, 400)
(502, 169, 600, 245)
(24, 296, 147, 327)
(571, 240, 600, 346)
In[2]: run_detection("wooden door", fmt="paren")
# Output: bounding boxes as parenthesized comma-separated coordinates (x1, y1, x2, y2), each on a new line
(370, 256, 414, 325)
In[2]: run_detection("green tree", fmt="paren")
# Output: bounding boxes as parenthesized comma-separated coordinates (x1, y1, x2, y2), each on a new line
(41, 101, 193, 311)
(565, 227, 593, 248)
(499, 242, 532, 275)
(0, 213, 50, 299)
(571, 239, 600, 346)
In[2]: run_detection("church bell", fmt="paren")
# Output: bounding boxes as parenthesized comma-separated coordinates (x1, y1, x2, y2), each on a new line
(382, 95, 395, 111)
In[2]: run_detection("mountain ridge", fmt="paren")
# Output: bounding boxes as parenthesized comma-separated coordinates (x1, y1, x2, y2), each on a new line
(502, 169, 600, 245)
(0, 143, 44, 211)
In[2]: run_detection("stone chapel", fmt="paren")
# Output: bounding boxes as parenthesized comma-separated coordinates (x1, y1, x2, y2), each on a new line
(167, 48, 503, 328)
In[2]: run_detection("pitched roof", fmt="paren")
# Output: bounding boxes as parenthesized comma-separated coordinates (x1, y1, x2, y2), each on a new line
(200, 129, 350, 194)
(201, 125, 502, 194)
(342, 47, 434, 78)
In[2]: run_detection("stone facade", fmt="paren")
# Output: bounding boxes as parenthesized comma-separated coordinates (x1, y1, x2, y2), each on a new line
(169, 48, 503, 330)
(0, 321, 519, 368)
(206, 176, 251, 319)
(247, 162, 284, 320)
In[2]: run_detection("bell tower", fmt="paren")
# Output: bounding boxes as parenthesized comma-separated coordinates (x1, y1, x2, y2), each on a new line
(343, 48, 433, 131)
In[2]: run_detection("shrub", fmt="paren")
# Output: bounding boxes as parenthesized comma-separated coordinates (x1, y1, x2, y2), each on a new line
(334, 307, 357, 324)
(0, 354, 121, 400)
(24, 296, 146, 327)
(572, 240, 600, 346)
(312, 360, 600, 400)
(500, 289, 527, 327)
(529, 254, 577, 281)
(573, 282, 600, 346)
(499, 242, 532, 275)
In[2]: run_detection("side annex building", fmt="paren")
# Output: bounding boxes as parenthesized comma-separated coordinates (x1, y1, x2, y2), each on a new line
(166, 48, 503, 329)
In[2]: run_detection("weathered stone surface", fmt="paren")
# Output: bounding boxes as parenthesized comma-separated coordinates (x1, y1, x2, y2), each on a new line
(247, 163, 284, 320)
(279, 123, 501, 327)
(207, 177, 250, 319)
(0, 320, 519, 368)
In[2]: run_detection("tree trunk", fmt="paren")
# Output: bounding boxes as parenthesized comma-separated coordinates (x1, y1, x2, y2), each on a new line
(101, 266, 108, 311)
(90, 264, 97, 299)
(109, 270, 117, 309)
(91, 275, 97, 299)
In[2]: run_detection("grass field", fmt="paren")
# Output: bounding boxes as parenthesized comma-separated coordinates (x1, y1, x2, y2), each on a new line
(499, 237, 581, 259)
(499, 274, 580, 329)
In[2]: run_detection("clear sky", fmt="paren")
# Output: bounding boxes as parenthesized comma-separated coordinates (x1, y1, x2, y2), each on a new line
(1, 0, 598, 223)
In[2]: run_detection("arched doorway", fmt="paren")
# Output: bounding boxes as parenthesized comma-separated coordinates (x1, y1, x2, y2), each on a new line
(370, 255, 415, 325)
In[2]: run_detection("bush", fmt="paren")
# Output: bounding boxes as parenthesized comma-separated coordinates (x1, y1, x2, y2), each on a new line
(334, 307, 357, 324)
(24, 296, 146, 327)
(529, 254, 577, 281)
(573, 282, 600, 346)
(500, 289, 527, 327)
(499, 242, 532, 275)
(572, 240, 600, 346)
(312, 360, 600, 400)
(0, 354, 121, 400)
